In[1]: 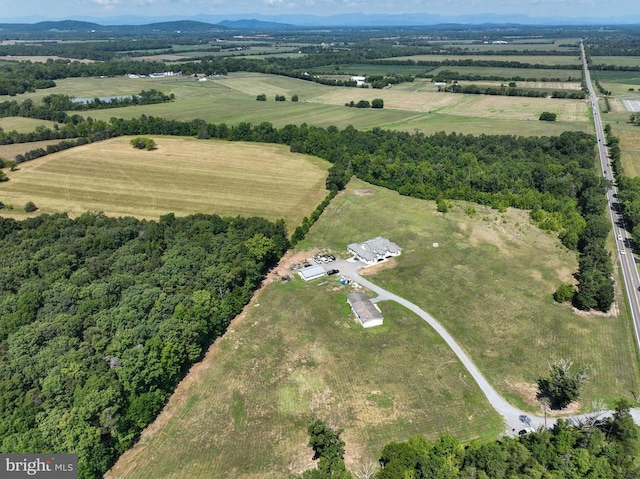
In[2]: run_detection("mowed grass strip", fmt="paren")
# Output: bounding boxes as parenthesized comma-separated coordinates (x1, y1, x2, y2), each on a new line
(107, 274, 502, 479)
(298, 179, 640, 411)
(0, 136, 329, 230)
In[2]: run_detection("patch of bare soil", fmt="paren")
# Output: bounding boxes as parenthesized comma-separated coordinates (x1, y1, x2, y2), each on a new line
(353, 189, 373, 196)
(359, 258, 398, 276)
(507, 381, 581, 416)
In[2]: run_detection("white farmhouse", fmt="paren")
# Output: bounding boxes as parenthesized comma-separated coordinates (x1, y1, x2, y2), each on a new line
(347, 237, 401, 265)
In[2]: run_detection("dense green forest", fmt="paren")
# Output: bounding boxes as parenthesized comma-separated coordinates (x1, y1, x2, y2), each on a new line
(0, 212, 288, 478)
(299, 401, 640, 478)
(0, 111, 613, 311)
(377, 405, 640, 479)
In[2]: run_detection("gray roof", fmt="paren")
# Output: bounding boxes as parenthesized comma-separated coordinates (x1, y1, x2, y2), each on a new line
(347, 236, 401, 263)
(347, 292, 383, 324)
(298, 264, 326, 281)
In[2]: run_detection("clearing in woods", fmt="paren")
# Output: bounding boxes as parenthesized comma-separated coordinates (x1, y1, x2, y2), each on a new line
(107, 178, 639, 479)
(0, 136, 329, 231)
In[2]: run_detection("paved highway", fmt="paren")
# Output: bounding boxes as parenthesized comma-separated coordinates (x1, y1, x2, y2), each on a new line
(580, 41, 640, 350)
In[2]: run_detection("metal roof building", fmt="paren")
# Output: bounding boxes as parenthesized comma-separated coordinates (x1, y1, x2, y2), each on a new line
(347, 292, 383, 328)
(298, 264, 326, 282)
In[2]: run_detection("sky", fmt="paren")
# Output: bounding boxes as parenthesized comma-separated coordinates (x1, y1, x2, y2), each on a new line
(0, 0, 639, 21)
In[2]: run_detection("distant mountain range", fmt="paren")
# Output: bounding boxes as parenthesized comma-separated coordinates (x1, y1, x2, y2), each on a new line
(0, 13, 639, 31)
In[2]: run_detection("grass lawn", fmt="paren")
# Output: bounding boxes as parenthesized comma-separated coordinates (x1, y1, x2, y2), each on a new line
(1, 72, 590, 137)
(0, 136, 329, 231)
(107, 253, 502, 479)
(298, 179, 640, 411)
(108, 178, 638, 479)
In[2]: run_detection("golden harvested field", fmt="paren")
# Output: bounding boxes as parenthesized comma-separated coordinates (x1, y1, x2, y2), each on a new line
(311, 88, 468, 112)
(0, 139, 62, 160)
(0, 136, 329, 230)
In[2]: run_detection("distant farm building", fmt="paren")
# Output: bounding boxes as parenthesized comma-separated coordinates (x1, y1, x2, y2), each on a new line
(351, 76, 366, 86)
(347, 292, 383, 328)
(347, 237, 401, 265)
(298, 264, 326, 282)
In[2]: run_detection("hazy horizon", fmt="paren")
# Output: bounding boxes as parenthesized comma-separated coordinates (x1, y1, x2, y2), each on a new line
(1, 0, 639, 23)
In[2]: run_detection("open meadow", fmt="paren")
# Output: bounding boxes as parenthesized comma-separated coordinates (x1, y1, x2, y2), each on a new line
(0, 136, 329, 230)
(1, 72, 591, 136)
(0, 116, 55, 133)
(107, 178, 639, 479)
(617, 128, 640, 177)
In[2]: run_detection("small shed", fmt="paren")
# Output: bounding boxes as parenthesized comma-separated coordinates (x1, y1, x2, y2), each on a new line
(347, 292, 383, 328)
(298, 264, 326, 282)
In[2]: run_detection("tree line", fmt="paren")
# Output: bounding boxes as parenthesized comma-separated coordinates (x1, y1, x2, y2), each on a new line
(0, 108, 613, 310)
(441, 83, 586, 99)
(0, 212, 288, 479)
(299, 403, 640, 478)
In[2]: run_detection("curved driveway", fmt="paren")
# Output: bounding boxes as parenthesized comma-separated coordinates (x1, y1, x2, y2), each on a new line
(329, 258, 640, 433)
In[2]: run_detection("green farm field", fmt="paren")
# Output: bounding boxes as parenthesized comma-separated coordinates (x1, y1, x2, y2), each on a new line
(591, 70, 640, 85)
(1, 72, 590, 136)
(0, 116, 55, 133)
(107, 178, 639, 479)
(385, 54, 582, 66)
(591, 56, 640, 67)
(428, 39, 580, 53)
(429, 65, 582, 81)
(0, 136, 329, 230)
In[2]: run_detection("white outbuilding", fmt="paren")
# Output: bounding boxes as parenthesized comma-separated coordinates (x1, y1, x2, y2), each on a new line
(298, 265, 326, 282)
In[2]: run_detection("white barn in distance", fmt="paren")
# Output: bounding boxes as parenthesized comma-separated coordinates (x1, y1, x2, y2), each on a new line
(347, 237, 401, 265)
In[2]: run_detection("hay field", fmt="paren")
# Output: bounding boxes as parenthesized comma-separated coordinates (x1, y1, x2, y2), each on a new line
(107, 177, 638, 479)
(0, 117, 55, 133)
(300, 178, 640, 411)
(0, 136, 329, 230)
(0, 139, 62, 160)
(2, 72, 590, 136)
(592, 56, 640, 67)
(437, 94, 587, 122)
(618, 129, 640, 177)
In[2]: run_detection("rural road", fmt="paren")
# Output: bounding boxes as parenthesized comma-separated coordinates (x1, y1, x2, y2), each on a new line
(326, 258, 640, 433)
(580, 41, 640, 352)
